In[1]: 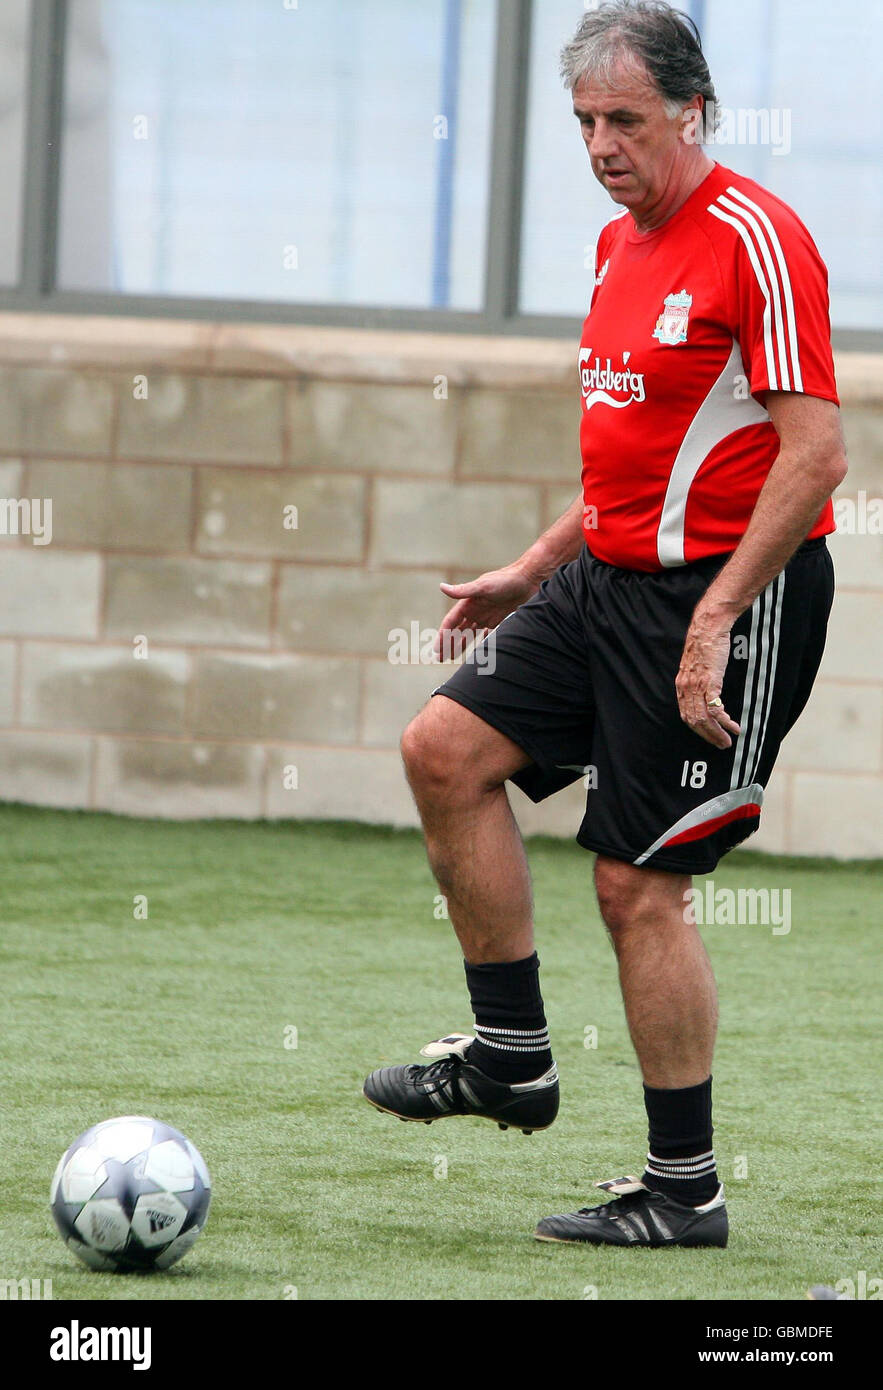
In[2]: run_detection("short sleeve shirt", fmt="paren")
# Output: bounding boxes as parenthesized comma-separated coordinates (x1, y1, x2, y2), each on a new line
(579, 162, 838, 571)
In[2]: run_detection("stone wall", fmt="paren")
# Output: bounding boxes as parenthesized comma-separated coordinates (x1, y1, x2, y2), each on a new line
(0, 313, 879, 857)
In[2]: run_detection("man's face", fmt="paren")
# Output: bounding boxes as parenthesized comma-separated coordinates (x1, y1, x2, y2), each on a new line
(572, 60, 695, 217)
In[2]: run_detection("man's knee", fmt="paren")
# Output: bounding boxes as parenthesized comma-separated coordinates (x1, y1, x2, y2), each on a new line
(401, 696, 523, 802)
(594, 856, 689, 938)
(400, 699, 477, 801)
(594, 857, 645, 934)
(401, 707, 448, 790)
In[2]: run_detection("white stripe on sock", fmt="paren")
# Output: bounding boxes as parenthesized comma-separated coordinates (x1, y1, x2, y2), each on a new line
(474, 1024, 550, 1037)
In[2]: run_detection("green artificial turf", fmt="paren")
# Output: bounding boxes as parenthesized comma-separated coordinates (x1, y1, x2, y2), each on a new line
(0, 803, 878, 1301)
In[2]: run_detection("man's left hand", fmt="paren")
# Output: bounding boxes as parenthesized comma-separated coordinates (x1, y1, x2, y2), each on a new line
(676, 604, 742, 750)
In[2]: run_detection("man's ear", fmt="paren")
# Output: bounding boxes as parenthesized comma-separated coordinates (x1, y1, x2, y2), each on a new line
(681, 95, 705, 146)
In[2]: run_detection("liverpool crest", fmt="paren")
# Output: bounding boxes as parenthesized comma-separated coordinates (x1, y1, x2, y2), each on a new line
(653, 289, 692, 345)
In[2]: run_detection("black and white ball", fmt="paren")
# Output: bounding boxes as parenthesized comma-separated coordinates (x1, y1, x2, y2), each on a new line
(50, 1116, 211, 1272)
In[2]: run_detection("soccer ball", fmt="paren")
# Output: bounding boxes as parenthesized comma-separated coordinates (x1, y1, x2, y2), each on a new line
(50, 1115, 211, 1272)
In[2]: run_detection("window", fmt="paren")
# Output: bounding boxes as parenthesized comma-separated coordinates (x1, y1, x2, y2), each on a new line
(57, 0, 497, 310)
(519, 0, 613, 319)
(699, 0, 883, 333)
(1, 0, 880, 339)
(519, 0, 882, 332)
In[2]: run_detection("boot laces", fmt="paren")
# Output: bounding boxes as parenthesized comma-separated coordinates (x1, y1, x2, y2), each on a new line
(579, 1189, 649, 1220)
(408, 1055, 462, 1094)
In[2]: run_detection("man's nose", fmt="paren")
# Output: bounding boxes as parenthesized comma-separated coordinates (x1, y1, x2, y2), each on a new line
(588, 119, 619, 160)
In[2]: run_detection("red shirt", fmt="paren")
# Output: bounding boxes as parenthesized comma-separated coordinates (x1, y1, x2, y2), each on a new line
(579, 162, 839, 571)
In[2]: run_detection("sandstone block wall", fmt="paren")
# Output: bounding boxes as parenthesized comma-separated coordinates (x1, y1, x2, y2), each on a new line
(0, 314, 879, 857)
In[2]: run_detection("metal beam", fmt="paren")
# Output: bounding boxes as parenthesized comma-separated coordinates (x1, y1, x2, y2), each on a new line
(483, 0, 532, 329)
(685, 0, 707, 36)
(0, 284, 876, 353)
(19, 0, 66, 296)
(431, 0, 463, 308)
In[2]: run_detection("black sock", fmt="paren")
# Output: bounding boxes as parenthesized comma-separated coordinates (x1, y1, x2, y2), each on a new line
(463, 953, 553, 1083)
(641, 1077, 718, 1206)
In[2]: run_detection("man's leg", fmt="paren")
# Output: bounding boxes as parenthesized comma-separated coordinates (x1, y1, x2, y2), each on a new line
(593, 856, 716, 1088)
(362, 693, 559, 1130)
(533, 854, 726, 1245)
(594, 855, 720, 1205)
(401, 695, 555, 1086)
(400, 694, 534, 964)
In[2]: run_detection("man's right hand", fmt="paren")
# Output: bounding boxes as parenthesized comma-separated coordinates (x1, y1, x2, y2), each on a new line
(434, 563, 542, 660)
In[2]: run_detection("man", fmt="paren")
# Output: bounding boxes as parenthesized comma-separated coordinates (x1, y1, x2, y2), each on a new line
(363, 0, 847, 1249)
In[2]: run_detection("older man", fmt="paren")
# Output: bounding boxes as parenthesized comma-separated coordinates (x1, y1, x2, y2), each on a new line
(363, 0, 846, 1248)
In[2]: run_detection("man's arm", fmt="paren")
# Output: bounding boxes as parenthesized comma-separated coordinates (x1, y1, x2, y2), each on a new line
(434, 495, 585, 658)
(676, 392, 848, 748)
(514, 494, 587, 584)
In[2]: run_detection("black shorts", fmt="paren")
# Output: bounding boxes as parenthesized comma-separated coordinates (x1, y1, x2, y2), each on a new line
(435, 539, 834, 874)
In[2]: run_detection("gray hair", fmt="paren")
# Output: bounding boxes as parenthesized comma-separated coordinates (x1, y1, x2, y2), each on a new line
(560, 1, 718, 140)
